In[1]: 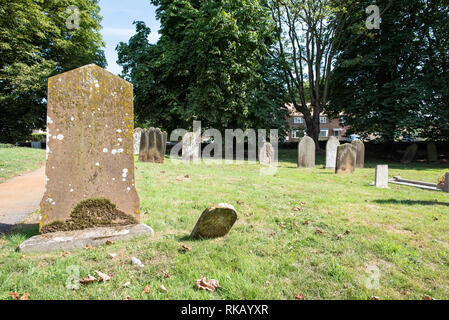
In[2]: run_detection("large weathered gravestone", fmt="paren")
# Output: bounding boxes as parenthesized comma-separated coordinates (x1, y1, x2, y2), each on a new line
(427, 142, 438, 162)
(298, 136, 315, 168)
(134, 128, 142, 155)
(182, 132, 200, 161)
(325, 136, 340, 169)
(190, 204, 237, 239)
(401, 144, 418, 164)
(335, 144, 356, 174)
(259, 142, 275, 166)
(40, 64, 140, 233)
(351, 140, 365, 168)
(375, 165, 389, 188)
(139, 128, 167, 163)
(442, 172, 449, 193)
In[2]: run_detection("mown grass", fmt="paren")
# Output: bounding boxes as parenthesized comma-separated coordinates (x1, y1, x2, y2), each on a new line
(0, 147, 45, 182)
(0, 149, 448, 300)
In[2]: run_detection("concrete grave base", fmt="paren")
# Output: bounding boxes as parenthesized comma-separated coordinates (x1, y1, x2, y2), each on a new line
(17, 224, 154, 253)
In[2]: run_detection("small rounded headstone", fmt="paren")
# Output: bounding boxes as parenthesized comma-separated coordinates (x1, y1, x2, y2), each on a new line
(401, 144, 418, 164)
(298, 136, 315, 168)
(351, 140, 365, 168)
(427, 142, 438, 162)
(190, 204, 237, 239)
(259, 142, 275, 166)
(325, 136, 340, 169)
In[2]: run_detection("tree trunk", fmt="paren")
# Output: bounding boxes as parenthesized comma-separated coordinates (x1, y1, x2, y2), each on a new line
(304, 115, 321, 150)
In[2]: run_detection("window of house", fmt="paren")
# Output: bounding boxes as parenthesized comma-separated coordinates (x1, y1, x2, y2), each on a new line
(292, 130, 305, 139)
(294, 117, 304, 124)
(319, 129, 329, 137)
(334, 129, 342, 137)
(320, 116, 327, 124)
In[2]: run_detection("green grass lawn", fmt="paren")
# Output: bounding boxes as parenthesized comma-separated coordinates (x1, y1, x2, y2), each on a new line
(1, 149, 448, 300)
(0, 147, 45, 183)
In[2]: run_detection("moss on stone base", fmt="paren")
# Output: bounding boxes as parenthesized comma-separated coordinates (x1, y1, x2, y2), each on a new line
(41, 198, 138, 234)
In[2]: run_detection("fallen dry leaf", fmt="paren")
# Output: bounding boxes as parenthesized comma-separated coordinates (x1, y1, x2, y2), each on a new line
(0, 239, 7, 246)
(292, 222, 299, 228)
(79, 275, 97, 285)
(61, 251, 70, 257)
(295, 294, 305, 300)
(337, 234, 344, 240)
(9, 292, 20, 299)
(124, 296, 131, 300)
(370, 296, 380, 300)
(344, 230, 351, 235)
(423, 295, 434, 300)
(108, 253, 117, 259)
(400, 290, 409, 295)
(160, 284, 168, 293)
(292, 207, 304, 212)
(95, 270, 111, 282)
(105, 240, 114, 245)
(278, 223, 286, 229)
(181, 244, 192, 252)
(315, 229, 323, 235)
(302, 221, 310, 226)
(84, 245, 93, 250)
(163, 271, 170, 279)
(142, 285, 150, 294)
(195, 277, 221, 292)
(19, 293, 29, 301)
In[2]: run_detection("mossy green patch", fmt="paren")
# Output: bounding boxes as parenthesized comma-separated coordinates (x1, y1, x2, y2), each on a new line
(41, 198, 138, 233)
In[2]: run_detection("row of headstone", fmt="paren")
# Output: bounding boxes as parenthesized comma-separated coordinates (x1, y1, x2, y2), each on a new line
(139, 128, 167, 163)
(298, 136, 315, 168)
(401, 143, 439, 164)
(325, 138, 365, 174)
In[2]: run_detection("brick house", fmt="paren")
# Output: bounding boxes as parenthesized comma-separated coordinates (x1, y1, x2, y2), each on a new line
(284, 104, 349, 142)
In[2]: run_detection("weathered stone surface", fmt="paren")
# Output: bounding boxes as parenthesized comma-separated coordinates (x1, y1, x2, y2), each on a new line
(375, 165, 389, 188)
(325, 137, 340, 169)
(444, 172, 449, 193)
(335, 144, 356, 174)
(351, 140, 365, 168)
(259, 142, 275, 166)
(18, 224, 153, 253)
(138, 128, 167, 163)
(42, 64, 140, 232)
(298, 136, 315, 168)
(190, 204, 237, 239)
(182, 132, 200, 161)
(134, 128, 142, 155)
(427, 142, 438, 162)
(401, 144, 418, 164)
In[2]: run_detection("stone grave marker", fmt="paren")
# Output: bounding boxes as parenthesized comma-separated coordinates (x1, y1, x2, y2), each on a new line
(40, 64, 141, 233)
(427, 142, 438, 162)
(444, 172, 449, 193)
(190, 204, 238, 239)
(325, 136, 340, 169)
(134, 128, 142, 155)
(298, 136, 315, 168)
(182, 132, 200, 162)
(401, 144, 418, 164)
(335, 144, 356, 174)
(259, 142, 275, 166)
(351, 140, 365, 168)
(138, 128, 167, 163)
(375, 165, 389, 188)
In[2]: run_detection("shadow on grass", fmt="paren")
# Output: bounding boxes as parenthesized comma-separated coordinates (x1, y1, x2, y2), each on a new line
(0, 223, 39, 238)
(373, 199, 449, 207)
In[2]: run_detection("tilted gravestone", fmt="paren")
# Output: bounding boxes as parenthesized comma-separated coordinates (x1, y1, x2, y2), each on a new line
(427, 142, 438, 162)
(325, 136, 340, 169)
(351, 140, 365, 168)
(138, 128, 167, 163)
(190, 203, 237, 239)
(182, 132, 200, 161)
(259, 142, 275, 166)
(134, 128, 142, 155)
(40, 64, 140, 233)
(335, 144, 356, 174)
(375, 165, 389, 188)
(298, 136, 315, 168)
(401, 144, 418, 164)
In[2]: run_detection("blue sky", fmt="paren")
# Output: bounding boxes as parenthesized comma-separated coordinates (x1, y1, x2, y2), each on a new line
(98, 0, 160, 75)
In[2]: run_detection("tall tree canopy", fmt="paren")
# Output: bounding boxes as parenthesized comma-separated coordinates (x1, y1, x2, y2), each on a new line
(0, 0, 106, 143)
(328, 0, 449, 141)
(117, 0, 288, 135)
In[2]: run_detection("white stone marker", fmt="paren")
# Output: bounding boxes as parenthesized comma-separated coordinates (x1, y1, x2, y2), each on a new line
(444, 172, 449, 193)
(325, 136, 340, 169)
(375, 165, 389, 188)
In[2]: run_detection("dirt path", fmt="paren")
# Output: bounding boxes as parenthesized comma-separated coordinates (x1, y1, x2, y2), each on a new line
(0, 167, 45, 233)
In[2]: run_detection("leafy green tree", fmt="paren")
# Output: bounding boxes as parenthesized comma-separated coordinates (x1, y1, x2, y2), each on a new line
(328, 0, 449, 141)
(0, 0, 106, 143)
(117, 0, 288, 135)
